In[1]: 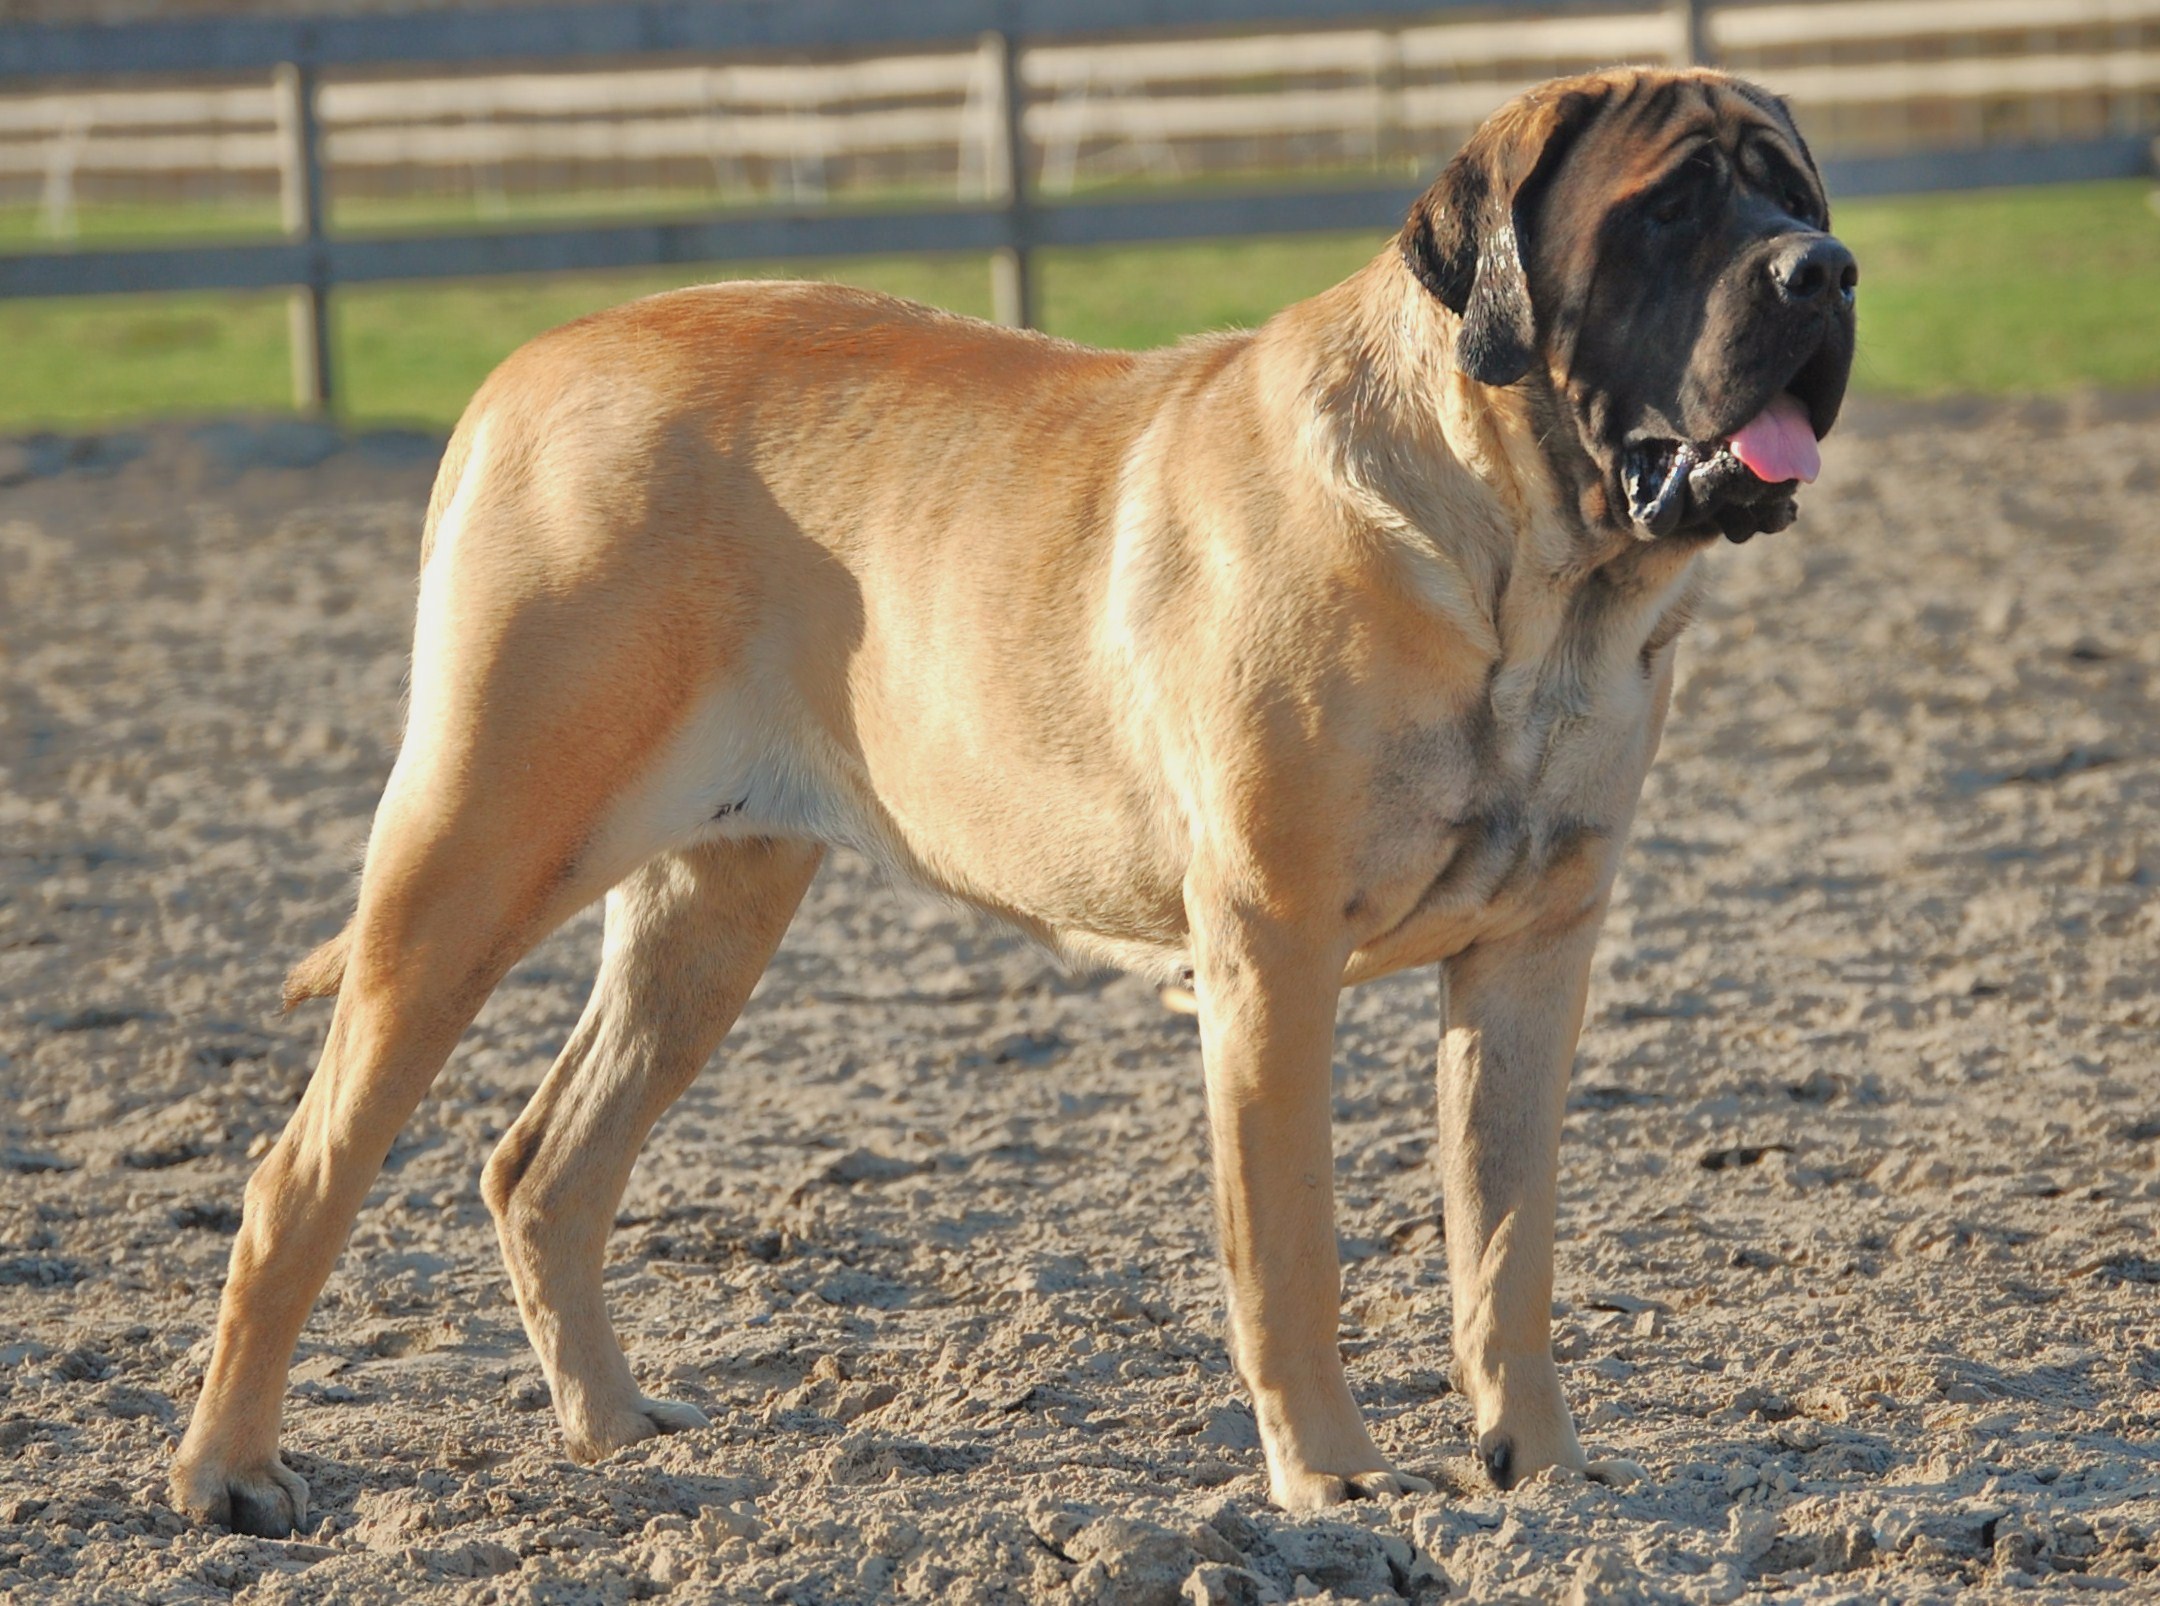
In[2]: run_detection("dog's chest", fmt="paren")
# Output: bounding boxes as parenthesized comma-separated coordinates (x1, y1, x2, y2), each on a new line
(1343, 635, 1669, 979)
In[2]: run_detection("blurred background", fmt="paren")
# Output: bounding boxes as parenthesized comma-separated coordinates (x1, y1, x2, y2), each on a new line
(0, 0, 2155, 428)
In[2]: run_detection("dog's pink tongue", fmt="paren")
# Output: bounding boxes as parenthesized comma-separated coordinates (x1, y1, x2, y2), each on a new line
(1726, 392, 1820, 485)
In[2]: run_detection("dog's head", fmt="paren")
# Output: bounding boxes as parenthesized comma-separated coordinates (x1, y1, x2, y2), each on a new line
(1401, 69, 1856, 543)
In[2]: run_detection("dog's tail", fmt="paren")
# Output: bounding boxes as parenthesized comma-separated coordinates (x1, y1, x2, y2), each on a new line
(282, 922, 353, 1012)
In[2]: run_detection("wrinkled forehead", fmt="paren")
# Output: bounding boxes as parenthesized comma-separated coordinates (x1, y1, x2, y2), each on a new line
(1542, 73, 1821, 244)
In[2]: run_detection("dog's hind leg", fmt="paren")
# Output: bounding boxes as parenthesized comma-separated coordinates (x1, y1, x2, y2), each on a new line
(169, 772, 648, 1536)
(482, 835, 820, 1461)
(171, 418, 753, 1534)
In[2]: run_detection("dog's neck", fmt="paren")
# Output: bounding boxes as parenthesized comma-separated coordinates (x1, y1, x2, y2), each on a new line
(1380, 255, 1620, 558)
(1254, 251, 1705, 674)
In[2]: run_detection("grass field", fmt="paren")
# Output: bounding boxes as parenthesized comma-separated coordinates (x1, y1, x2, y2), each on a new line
(0, 178, 2154, 430)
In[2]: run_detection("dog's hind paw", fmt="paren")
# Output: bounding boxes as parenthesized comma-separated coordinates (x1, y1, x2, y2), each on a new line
(169, 1452, 310, 1537)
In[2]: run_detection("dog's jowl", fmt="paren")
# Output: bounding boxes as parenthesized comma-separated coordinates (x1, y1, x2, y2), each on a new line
(170, 68, 1855, 1534)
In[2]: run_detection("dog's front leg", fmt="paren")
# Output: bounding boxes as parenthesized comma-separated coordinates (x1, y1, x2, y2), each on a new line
(1188, 877, 1432, 1511)
(1436, 912, 1605, 1489)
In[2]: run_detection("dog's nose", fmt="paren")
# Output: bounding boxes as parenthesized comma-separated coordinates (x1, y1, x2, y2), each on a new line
(1770, 234, 1857, 306)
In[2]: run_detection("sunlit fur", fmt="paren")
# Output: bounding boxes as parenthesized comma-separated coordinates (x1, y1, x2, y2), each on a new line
(172, 68, 1839, 1533)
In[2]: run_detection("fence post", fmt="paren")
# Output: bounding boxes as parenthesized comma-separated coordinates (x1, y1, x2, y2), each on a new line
(981, 29, 1033, 329)
(1670, 0, 1710, 67)
(273, 58, 333, 415)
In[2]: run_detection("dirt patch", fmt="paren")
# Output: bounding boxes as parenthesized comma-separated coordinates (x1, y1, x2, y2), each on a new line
(3, 401, 2158, 1602)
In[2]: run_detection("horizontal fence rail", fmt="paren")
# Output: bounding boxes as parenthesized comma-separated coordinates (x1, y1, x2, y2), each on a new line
(0, 0, 1656, 78)
(6, 38, 2158, 180)
(0, 0, 2153, 415)
(1714, 0, 2160, 48)
(23, 3, 2160, 184)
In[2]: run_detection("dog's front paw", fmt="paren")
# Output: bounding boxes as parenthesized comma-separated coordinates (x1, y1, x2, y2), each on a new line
(1473, 1414, 1587, 1492)
(565, 1395, 712, 1462)
(636, 1396, 713, 1436)
(1459, 1356, 1585, 1492)
(1585, 1456, 1648, 1489)
(170, 1450, 310, 1536)
(1269, 1462, 1435, 1513)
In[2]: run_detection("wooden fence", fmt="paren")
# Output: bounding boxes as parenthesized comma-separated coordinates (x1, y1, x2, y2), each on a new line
(1, 0, 2153, 413)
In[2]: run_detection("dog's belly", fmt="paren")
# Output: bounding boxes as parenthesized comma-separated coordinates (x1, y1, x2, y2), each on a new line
(859, 758, 1195, 975)
(637, 670, 1194, 971)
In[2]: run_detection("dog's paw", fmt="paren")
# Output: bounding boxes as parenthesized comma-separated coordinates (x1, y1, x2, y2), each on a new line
(566, 1395, 712, 1461)
(1477, 1427, 1518, 1490)
(1347, 1466, 1435, 1500)
(637, 1396, 712, 1436)
(1468, 1397, 1585, 1492)
(1269, 1464, 1434, 1512)
(1585, 1456, 1649, 1489)
(169, 1451, 310, 1537)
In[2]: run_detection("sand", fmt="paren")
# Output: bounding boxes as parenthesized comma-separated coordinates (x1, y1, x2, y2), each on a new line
(2, 395, 2156, 1604)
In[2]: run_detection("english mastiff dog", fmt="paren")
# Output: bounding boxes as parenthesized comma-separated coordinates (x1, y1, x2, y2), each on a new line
(172, 66, 1856, 1533)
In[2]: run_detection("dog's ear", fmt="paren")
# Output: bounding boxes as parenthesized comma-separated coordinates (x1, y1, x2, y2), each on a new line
(1400, 86, 1604, 387)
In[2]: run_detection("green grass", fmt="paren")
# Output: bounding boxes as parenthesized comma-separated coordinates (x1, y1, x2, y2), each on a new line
(1829, 181, 2160, 394)
(0, 179, 2152, 431)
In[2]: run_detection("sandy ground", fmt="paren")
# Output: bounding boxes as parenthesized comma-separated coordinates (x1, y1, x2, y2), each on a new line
(2, 395, 2157, 1605)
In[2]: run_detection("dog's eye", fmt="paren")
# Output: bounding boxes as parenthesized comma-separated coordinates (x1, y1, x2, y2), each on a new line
(1648, 161, 1713, 228)
(1649, 192, 1690, 227)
